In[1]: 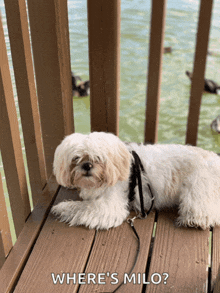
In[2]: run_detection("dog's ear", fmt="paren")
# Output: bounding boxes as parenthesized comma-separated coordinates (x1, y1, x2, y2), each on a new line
(104, 141, 131, 186)
(53, 145, 73, 188)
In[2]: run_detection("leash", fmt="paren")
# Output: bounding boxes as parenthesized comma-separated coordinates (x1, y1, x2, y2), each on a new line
(109, 150, 154, 293)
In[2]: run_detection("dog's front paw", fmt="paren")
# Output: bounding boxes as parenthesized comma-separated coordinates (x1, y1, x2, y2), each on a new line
(52, 200, 97, 228)
(52, 200, 129, 230)
(51, 201, 80, 224)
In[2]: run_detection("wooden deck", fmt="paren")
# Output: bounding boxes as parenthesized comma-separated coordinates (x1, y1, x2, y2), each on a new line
(0, 0, 220, 292)
(1, 180, 219, 293)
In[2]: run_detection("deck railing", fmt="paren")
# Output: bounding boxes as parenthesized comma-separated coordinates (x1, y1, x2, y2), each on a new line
(0, 0, 73, 264)
(0, 0, 214, 271)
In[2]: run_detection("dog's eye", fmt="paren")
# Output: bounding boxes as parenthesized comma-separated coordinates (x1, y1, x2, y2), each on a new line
(72, 156, 80, 162)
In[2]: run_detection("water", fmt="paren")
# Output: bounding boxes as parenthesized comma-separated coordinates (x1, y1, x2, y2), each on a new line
(0, 0, 219, 168)
(69, 0, 220, 152)
(1, 0, 220, 150)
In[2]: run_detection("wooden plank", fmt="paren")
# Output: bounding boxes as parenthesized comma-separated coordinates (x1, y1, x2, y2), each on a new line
(145, 210, 210, 293)
(0, 232, 6, 270)
(4, 0, 46, 206)
(0, 173, 12, 257)
(27, 0, 73, 178)
(88, 0, 121, 135)
(0, 14, 29, 236)
(144, 0, 167, 144)
(211, 227, 220, 290)
(78, 212, 155, 293)
(185, 0, 213, 146)
(213, 265, 220, 293)
(0, 176, 59, 293)
(13, 187, 96, 293)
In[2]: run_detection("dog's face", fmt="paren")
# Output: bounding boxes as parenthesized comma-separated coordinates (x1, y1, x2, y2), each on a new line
(53, 132, 132, 190)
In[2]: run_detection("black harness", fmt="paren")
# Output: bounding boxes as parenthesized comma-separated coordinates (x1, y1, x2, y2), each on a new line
(128, 150, 154, 218)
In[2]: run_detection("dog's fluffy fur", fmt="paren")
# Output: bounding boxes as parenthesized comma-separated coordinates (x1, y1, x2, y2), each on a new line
(52, 132, 220, 230)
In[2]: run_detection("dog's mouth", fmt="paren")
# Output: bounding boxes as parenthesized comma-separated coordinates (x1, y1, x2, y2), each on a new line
(74, 174, 98, 189)
(83, 172, 92, 177)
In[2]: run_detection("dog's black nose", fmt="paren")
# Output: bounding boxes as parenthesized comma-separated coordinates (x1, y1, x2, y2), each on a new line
(82, 162, 93, 171)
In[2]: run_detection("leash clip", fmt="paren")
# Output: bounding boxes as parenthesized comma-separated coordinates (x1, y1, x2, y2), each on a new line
(127, 216, 137, 227)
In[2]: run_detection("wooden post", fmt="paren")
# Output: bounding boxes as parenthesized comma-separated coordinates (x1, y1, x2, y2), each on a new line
(4, 0, 46, 205)
(144, 0, 167, 144)
(27, 0, 73, 177)
(0, 14, 28, 236)
(88, 0, 121, 135)
(185, 0, 213, 146)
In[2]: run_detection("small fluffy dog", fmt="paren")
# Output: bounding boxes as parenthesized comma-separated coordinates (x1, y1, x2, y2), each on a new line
(52, 132, 220, 230)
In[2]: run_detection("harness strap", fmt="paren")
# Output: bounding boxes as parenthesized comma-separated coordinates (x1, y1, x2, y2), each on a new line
(129, 150, 154, 217)
(131, 150, 146, 217)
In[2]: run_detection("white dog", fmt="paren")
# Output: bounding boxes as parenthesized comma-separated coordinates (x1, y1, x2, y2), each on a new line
(52, 132, 220, 230)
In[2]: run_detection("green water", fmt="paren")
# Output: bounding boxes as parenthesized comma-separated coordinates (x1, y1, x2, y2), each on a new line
(69, 0, 220, 152)
(1, 0, 220, 150)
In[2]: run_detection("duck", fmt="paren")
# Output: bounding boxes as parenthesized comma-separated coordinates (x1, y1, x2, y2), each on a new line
(72, 72, 90, 97)
(211, 115, 220, 133)
(186, 71, 220, 94)
(163, 47, 172, 54)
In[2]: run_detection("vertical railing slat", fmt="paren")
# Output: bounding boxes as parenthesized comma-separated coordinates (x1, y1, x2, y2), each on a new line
(0, 174, 12, 258)
(185, 0, 213, 146)
(0, 14, 29, 237)
(144, 0, 167, 144)
(54, 0, 74, 136)
(27, 0, 73, 178)
(88, 0, 121, 135)
(4, 0, 46, 206)
(0, 232, 5, 269)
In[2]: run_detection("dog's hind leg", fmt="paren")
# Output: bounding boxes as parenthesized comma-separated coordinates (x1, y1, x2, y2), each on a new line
(175, 176, 212, 230)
